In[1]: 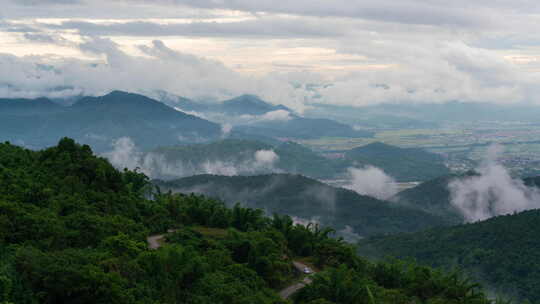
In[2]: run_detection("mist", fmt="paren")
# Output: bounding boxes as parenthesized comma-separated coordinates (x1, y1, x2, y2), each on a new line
(344, 166, 398, 200)
(449, 145, 540, 222)
(103, 137, 280, 179)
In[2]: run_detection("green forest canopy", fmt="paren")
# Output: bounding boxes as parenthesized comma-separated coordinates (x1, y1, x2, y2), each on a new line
(359, 210, 540, 303)
(0, 138, 509, 304)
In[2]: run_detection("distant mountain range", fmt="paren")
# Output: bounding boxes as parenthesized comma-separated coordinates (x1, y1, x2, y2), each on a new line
(0, 91, 222, 152)
(154, 173, 455, 239)
(161, 93, 374, 139)
(160, 93, 291, 116)
(305, 101, 540, 128)
(0, 90, 451, 181)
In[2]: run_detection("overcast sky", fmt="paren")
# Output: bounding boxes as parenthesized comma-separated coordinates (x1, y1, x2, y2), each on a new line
(1, 0, 540, 110)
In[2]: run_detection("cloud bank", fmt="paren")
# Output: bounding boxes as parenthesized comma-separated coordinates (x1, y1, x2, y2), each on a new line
(2, 0, 540, 110)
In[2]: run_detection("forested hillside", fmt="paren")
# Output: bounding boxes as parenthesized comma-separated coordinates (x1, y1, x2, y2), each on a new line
(155, 174, 458, 238)
(359, 210, 540, 303)
(0, 138, 503, 303)
(345, 142, 450, 182)
(392, 174, 466, 224)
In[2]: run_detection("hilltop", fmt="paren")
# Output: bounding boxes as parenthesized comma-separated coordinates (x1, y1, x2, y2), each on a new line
(345, 142, 450, 181)
(0, 91, 222, 151)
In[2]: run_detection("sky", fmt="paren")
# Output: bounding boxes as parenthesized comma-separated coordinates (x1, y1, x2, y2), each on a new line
(1, 0, 540, 111)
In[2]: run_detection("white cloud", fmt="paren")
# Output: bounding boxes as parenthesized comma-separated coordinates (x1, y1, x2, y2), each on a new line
(259, 109, 293, 121)
(344, 166, 398, 200)
(254, 149, 279, 166)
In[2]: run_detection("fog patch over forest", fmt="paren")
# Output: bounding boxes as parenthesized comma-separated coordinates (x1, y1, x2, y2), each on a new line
(103, 137, 281, 178)
(449, 145, 540, 222)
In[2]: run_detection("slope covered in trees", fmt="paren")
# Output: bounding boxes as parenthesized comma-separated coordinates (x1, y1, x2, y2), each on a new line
(391, 174, 466, 224)
(150, 139, 346, 179)
(345, 142, 450, 182)
(0, 139, 509, 304)
(359, 209, 540, 303)
(155, 174, 456, 238)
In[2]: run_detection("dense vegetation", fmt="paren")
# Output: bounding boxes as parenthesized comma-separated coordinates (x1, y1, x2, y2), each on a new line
(392, 174, 466, 224)
(345, 142, 450, 182)
(0, 138, 504, 303)
(359, 209, 540, 303)
(0, 91, 222, 152)
(155, 174, 456, 239)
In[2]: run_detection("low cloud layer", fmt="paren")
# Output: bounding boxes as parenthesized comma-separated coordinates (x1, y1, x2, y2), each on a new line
(344, 166, 398, 200)
(103, 137, 280, 179)
(449, 145, 540, 222)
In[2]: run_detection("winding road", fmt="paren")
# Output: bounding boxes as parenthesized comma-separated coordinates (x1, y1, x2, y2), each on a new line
(147, 234, 166, 249)
(146, 233, 316, 299)
(278, 261, 314, 299)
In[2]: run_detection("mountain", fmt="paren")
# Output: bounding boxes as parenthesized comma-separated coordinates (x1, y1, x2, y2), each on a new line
(147, 139, 346, 179)
(359, 208, 540, 303)
(0, 138, 498, 304)
(158, 93, 373, 139)
(345, 142, 450, 181)
(154, 173, 456, 239)
(391, 174, 467, 224)
(160, 93, 291, 116)
(0, 97, 63, 115)
(0, 91, 222, 151)
(221, 94, 292, 115)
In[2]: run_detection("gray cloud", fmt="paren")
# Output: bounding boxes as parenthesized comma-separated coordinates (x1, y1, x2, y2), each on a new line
(44, 17, 344, 38)
(0, 38, 310, 111)
(1, 1, 540, 109)
(0, 36, 538, 111)
(138, 0, 537, 28)
(15, 0, 82, 5)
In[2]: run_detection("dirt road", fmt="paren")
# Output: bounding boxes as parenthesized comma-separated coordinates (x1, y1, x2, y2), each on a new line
(279, 261, 315, 299)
